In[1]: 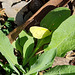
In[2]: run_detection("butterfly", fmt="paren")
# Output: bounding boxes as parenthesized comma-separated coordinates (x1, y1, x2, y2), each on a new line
(30, 26, 51, 39)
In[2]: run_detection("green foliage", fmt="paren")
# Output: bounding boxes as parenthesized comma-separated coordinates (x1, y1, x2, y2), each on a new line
(26, 48, 56, 75)
(44, 65, 75, 75)
(35, 35, 51, 52)
(0, 30, 17, 65)
(40, 7, 71, 31)
(7, 17, 14, 22)
(29, 55, 38, 67)
(12, 30, 34, 66)
(19, 30, 29, 47)
(0, 30, 25, 74)
(12, 22, 32, 56)
(0, 30, 19, 74)
(21, 31, 34, 66)
(35, 7, 71, 57)
(0, 7, 75, 75)
(12, 38, 23, 55)
(0, 62, 13, 75)
(25, 7, 71, 66)
(45, 15, 75, 57)
(1, 17, 14, 35)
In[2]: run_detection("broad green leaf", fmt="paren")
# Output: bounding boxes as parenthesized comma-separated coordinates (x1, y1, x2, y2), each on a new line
(40, 7, 71, 31)
(12, 30, 34, 66)
(35, 7, 71, 58)
(44, 65, 75, 75)
(35, 35, 51, 51)
(29, 55, 38, 67)
(31, 72, 38, 75)
(19, 30, 28, 47)
(45, 15, 75, 57)
(25, 35, 51, 66)
(0, 31, 26, 74)
(26, 48, 56, 75)
(22, 31, 34, 66)
(12, 38, 23, 55)
(0, 30, 19, 74)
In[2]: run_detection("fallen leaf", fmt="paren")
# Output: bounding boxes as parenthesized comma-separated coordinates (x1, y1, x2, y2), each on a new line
(66, 51, 75, 60)
(52, 57, 69, 67)
(0, 8, 5, 16)
(1, 0, 32, 25)
(0, 0, 21, 5)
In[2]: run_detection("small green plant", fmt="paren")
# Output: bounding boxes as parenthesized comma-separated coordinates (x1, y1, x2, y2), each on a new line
(0, 17, 14, 35)
(0, 7, 75, 75)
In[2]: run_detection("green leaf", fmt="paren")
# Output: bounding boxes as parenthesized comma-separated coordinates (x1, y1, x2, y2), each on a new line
(25, 7, 71, 65)
(0, 23, 4, 29)
(0, 30, 19, 74)
(29, 55, 38, 67)
(12, 38, 23, 55)
(24, 35, 52, 66)
(40, 7, 71, 31)
(2, 29, 9, 35)
(22, 31, 34, 66)
(35, 35, 51, 51)
(0, 62, 3, 66)
(7, 17, 14, 22)
(4, 21, 12, 28)
(45, 15, 75, 57)
(26, 48, 56, 75)
(19, 30, 28, 47)
(15, 64, 26, 74)
(35, 7, 71, 57)
(0, 62, 13, 75)
(31, 72, 38, 75)
(44, 65, 75, 75)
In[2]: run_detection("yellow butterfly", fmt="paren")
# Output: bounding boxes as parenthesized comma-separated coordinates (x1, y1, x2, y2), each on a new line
(30, 26, 51, 39)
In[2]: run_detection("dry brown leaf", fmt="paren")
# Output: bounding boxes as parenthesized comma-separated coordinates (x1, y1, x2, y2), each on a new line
(0, 0, 21, 5)
(1, 0, 32, 25)
(0, 8, 5, 16)
(2, 1, 31, 17)
(66, 51, 75, 60)
(52, 57, 69, 67)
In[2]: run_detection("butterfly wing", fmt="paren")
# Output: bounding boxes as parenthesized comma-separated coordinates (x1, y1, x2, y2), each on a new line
(30, 26, 51, 39)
